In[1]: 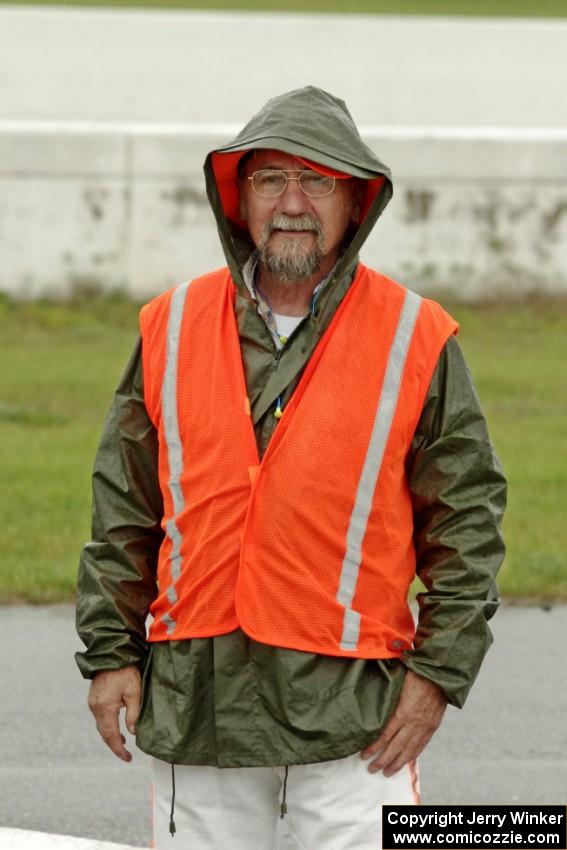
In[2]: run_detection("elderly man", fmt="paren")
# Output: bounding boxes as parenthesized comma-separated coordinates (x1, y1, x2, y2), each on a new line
(76, 86, 506, 850)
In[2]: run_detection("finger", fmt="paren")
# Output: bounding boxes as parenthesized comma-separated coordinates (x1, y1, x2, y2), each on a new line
(368, 736, 406, 774)
(372, 728, 428, 776)
(370, 739, 412, 776)
(95, 708, 132, 762)
(360, 719, 399, 760)
(123, 684, 141, 736)
(361, 736, 386, 760)
(380, 735, 424, 777)
(383, 751, 412, 778)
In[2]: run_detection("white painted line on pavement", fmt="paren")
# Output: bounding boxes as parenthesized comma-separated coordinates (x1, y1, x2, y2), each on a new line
(0, 828, 144, 850)
(1, 5, 566, 30)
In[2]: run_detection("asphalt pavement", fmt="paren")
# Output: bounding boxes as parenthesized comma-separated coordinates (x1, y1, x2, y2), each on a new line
(0, 604, 566, 846)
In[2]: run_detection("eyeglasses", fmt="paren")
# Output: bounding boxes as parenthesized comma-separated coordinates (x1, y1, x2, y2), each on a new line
(247, 169, 336, 198)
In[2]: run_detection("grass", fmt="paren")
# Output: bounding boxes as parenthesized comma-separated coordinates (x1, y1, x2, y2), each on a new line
(445, 296, 567, 602)
(1, 0, 567, 17)
(0, 291, 140, 603)
(0, 291, 566, 603)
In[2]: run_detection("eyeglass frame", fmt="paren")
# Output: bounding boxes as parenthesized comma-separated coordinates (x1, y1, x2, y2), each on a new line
(246, 168, 338, 199)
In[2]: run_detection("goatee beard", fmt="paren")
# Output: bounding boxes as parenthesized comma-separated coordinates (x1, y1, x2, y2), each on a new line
(259, 214, 324, 284)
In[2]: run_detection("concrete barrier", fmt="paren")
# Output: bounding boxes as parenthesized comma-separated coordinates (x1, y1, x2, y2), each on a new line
(0, 828, 142, 850)
(1, 121, 566, 300)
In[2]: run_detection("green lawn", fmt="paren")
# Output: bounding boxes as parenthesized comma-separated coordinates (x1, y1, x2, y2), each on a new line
(443, 298, 567, 601)
(1, 0, 567, 16)
(0, 293, 140, 603)
(1, 292, 566, 603)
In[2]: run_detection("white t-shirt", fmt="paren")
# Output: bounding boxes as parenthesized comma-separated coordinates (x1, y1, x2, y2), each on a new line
(273, 313, 304, 341)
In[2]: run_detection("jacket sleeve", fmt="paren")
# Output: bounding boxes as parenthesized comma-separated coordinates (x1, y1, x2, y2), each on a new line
(75, 337, 163, 679)
(402, 334, 507, 708)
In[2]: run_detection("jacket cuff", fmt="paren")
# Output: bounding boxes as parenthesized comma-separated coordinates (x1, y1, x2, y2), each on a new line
(74, 636, 149, 680)
(399, 616, 495, 709)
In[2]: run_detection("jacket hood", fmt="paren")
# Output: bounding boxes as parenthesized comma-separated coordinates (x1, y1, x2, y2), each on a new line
(204, 85, 393, 288)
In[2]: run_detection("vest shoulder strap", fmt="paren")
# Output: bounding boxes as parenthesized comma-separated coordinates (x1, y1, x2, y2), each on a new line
(139, 267, 232, 423)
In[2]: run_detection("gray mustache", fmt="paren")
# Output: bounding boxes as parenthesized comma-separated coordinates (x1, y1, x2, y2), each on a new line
(267, 215, 322, 235)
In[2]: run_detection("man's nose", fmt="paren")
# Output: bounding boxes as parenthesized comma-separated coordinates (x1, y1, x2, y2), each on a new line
(277, 178, 310, 214)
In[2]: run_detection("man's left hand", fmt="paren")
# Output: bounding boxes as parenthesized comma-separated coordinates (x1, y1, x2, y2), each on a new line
(360, 669, 447, 776)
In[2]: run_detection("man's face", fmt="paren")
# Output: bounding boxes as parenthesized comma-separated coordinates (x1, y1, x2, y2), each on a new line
(239, 150, 359, 284)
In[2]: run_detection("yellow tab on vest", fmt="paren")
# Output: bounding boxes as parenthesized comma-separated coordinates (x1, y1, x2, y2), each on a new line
(248, 465, 260, 484)
(244, 396, 251, 416)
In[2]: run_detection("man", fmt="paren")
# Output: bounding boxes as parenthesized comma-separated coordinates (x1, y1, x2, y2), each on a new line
(76, 86, 506, 849)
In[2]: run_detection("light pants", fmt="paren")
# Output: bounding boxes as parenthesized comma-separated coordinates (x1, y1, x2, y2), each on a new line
(152, 753, 419, 849)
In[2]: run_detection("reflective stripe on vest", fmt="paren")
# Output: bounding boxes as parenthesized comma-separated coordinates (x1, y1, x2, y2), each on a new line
(161, 280, 191, 635)
(337, 289, 421, 651)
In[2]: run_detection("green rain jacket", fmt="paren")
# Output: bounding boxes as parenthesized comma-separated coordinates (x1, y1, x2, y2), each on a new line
(75, 86, 507, 767)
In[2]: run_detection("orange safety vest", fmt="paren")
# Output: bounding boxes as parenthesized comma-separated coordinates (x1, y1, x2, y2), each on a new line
(140, 264, 458, 658)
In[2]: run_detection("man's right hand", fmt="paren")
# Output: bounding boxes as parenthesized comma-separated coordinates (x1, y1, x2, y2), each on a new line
(87, 666, 141, 762)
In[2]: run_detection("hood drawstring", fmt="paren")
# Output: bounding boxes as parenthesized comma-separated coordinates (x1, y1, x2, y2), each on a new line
(169, 763, 176, 837)
(279, 765, 289, 818)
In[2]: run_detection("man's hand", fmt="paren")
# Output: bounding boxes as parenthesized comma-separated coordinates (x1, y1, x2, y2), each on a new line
(87, 666, 141, 762)
(361, 669, 447, 777)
